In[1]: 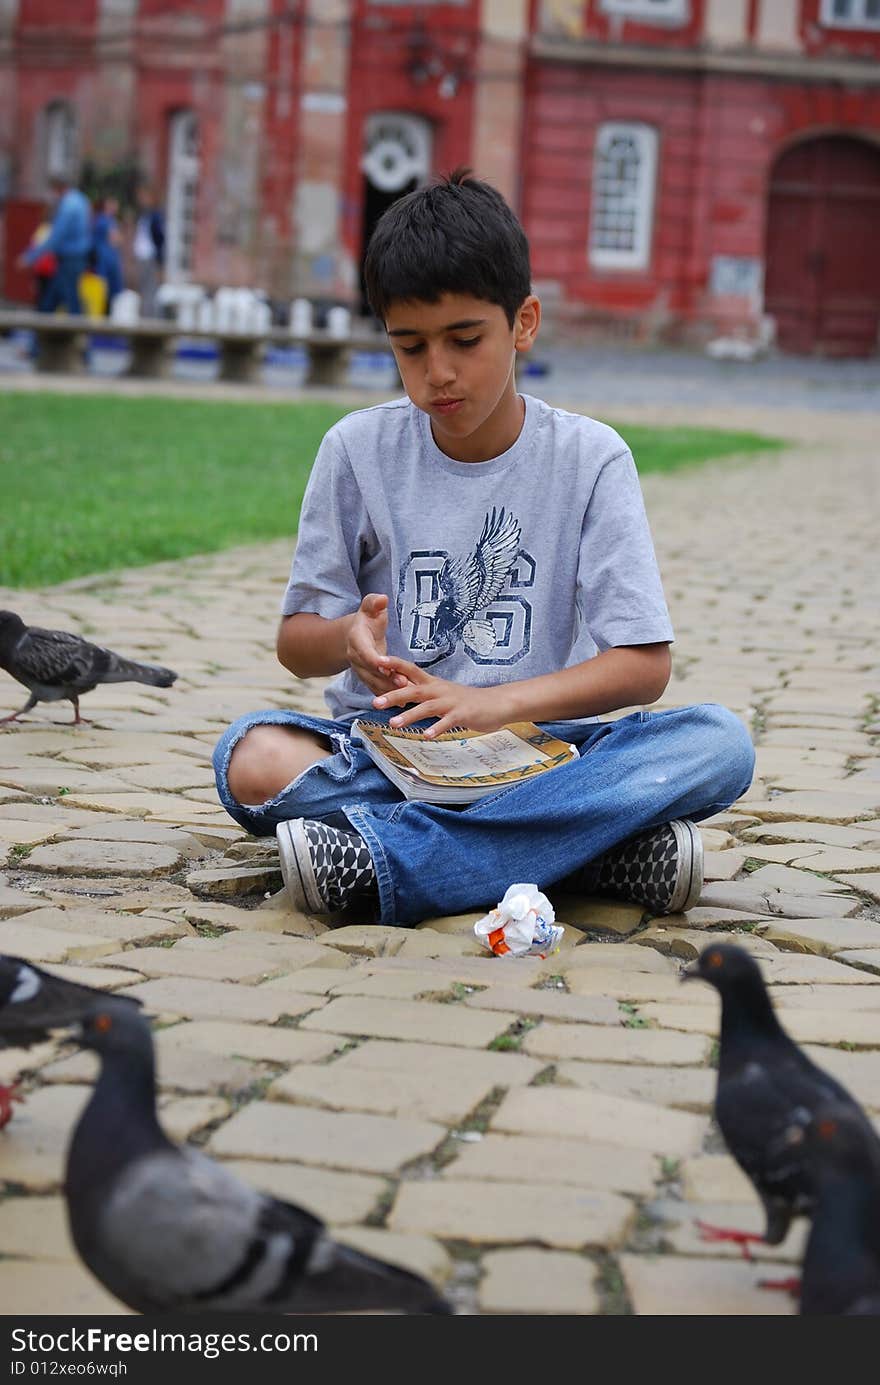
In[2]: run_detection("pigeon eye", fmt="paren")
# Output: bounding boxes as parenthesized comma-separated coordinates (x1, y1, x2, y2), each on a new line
(817, 1119, 837, 1139)
(94, 1013, 113, 1033)
(707, 952, 723, 969)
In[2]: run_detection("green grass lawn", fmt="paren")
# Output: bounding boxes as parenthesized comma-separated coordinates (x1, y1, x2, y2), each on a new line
(0, 391, 783, 588)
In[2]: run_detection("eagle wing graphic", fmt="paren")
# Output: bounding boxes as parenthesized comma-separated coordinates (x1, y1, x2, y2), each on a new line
(441, 507, 521, 623)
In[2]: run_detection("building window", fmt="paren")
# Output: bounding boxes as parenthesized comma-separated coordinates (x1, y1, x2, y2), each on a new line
(589, 123, 658, 271)
(45, 102, 76, 183)
(820, 0, 880, 27)
(598, 0, 689, 22)
(166, 110, 199, 281)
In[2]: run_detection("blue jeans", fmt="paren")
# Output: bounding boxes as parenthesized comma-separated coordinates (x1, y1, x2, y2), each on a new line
(41, 254, 86, 314)
(213, 703, 755, 928)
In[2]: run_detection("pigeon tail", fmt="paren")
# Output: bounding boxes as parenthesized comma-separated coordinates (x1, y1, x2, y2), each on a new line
(288, 1238, 452, 1315)
(97, 656, 177, 688)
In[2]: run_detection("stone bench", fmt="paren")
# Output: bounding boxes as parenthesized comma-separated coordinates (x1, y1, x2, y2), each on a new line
(0, 311, 398, 387)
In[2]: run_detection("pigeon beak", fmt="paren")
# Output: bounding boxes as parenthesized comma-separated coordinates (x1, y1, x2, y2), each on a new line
(679, 960, 699, 982)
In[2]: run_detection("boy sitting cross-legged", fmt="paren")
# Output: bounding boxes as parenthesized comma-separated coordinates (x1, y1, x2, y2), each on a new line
(213, 169, 754, 925)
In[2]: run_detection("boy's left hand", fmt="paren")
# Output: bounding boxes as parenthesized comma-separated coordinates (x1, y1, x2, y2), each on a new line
(372, 657, 511, 737)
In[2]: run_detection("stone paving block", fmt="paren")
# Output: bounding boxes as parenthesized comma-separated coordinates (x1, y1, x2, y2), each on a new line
(392, 928, 486, 959)
(0, 917, 117, 963)
(619, 1254, 795, 1315)
(390, 1179, 633, 1249)
(461, 986, 622, 1026)
(741, 820, 880, 848)
(479, 1247, 600, 1314)
(703, 850, 748, 881)
(0, 1195, 75, 1260)
(680, 1154, 757, 1204)
(0, 1084, 90, 1189)
(745, 864, 854, 895)
(0, 1039, 56, 1084)
(835, 872, 880, 902)
(326, 970, 451, 1000)
(837, 950, 880, 976)
(0, 1260, 129, 1315)
(263, 967, 360, 996)
(98, 945, 299, 985)
(25, 839, 184, 877)
(119, 976, 303, 1023)
(554, 898, 645, 935)
(318, 924, 410, 958)
(792, 849, 880, 874)
(157, 1019, 343, 1066)
(365, 954, 546, 987)
(186, 864, 282, 898)
(761, 952, 880, 984)
(10, 906, 190, 947)
(183, 930, 342, 966)
(522, 1022, 710, 1066)
(41, 1041, 262, 1096)
(442, 1131, 659, 1196)
(633, 927, 779, 962)
(670, 906, 778, 929)
(0, 876, 43, 918)
(269, 1061, 497, 1124)
(800, 1045, 880, 1110)
(557, 1059, 716, 1112)
(563, 969, 715, 1004)
(772, 983, 880, 1010)
(650, 1198, 806, 1262)
(0, 819, 68, 849)
(36, 962, 147, 990)
(158, 1094, 231, 1142)
(698, 881, 861, 919)
(218, 1160, 385, 1225)
(556, 943, 677, 974)
(758, 916, 880, 956)
(732, 793, 879, 824)
(492, 1086, 708, 1156)
(207, 1100, 446, 1175)
(299, 995, 518, 1047)
(333, 1038, 543, 1088)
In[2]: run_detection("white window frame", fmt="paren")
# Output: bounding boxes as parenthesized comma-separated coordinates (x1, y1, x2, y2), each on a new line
(589, 122, 658, 272)
(166, 110, 200, 283)
(598, 0, 689, 22)
(820, 0, 880, 28)
(45, 102, 76, 182)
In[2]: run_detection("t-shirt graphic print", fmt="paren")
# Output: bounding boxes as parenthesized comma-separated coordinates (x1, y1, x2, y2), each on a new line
(398, 506, 533, 668)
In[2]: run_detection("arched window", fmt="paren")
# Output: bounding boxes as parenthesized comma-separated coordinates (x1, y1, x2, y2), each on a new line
(166, 110, 200, 282)
(45, 101, 76, 183)
(589, 122, 658, 271)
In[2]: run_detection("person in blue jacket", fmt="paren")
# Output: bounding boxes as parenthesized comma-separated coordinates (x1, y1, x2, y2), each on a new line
(17, 174, 92, 314)
(91, 196, 124, 311)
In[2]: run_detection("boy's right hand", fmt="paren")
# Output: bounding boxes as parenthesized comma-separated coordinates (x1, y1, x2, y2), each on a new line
(346, 594, 407, 695)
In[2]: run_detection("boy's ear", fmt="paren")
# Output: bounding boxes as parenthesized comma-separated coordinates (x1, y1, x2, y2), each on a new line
(514, 295, 541, 354)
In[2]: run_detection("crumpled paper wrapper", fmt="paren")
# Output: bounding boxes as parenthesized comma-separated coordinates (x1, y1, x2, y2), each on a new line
(474, 883, 564, 958)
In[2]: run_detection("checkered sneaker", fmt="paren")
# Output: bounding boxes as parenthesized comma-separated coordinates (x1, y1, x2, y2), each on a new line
(573, 819, 703, 916)
(276, 818, 376, 914)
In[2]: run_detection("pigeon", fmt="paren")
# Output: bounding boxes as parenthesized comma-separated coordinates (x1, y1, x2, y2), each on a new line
(0, 610, 177, 725)
(681, 943, 877, 1259)
(65, 1000, 453, 1315)
(793, 1105, 880, 1316)
(0, 954, 141, 1129)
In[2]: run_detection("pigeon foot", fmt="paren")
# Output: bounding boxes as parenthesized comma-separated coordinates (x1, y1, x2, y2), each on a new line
(695, 1220, 766, 1261)
(0, 1082, 23, 1130)
(756, 1275, 800, 1297)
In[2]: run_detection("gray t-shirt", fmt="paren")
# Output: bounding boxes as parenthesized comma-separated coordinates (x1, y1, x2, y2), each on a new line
(282, 393, 674, 722)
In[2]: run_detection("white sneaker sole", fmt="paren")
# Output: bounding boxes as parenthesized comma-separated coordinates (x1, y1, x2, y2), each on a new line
(667, 818, 704, 914)
(275, 819, 326, 914)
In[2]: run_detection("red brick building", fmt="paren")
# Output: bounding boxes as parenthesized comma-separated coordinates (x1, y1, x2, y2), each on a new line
(3, 0, 880, 353)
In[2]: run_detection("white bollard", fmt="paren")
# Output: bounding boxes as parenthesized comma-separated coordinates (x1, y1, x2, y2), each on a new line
(110, 289, 141, 324)
(327, 305, 351, 339)
(289, 298, 312, 335)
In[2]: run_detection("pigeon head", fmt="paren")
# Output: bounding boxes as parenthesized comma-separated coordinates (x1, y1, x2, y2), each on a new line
(681, 942, 764, 992)
(78, 999, 153, 1058)
(0, 610, 25, 654)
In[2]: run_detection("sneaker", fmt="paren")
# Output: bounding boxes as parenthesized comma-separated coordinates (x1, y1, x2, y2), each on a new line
(276, 819, 377, 914)
(572, 819, 703, 916)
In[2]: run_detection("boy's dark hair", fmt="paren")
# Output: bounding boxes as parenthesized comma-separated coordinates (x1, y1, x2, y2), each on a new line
(363, 168, 531, 327)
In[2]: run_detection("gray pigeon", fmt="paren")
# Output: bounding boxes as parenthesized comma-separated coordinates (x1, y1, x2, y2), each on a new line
(0, 610, 177, 725)
(0, 953, 141, 1129)
(65, 1000, 452, 1315)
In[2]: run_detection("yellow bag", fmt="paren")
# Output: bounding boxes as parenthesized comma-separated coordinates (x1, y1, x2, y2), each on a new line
(78, 269, 108, 318)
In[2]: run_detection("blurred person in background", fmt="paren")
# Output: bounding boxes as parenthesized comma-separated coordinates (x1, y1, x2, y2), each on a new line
(91, 195, 124, 311)
(132, 184, 165, 318)
(16, 173, 91, 314)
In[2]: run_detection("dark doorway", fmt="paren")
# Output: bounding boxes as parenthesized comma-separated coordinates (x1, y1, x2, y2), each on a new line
(358, 174, 416, 319)
(764, 135, 880, 357)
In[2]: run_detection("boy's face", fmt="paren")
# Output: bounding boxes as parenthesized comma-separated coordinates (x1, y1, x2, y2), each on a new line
(384, 292, 540, 462)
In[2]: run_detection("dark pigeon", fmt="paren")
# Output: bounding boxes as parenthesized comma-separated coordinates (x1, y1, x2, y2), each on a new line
(0, 954, 141, 1128)
(681, 943, 877, 1257)
(794, 1105, 880, 1316)
(0, 610, 177, 725)
(65, 1000, 453, 1315)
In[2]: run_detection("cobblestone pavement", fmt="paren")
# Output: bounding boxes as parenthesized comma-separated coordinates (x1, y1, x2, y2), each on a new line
(0, 390, 878, 1316)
